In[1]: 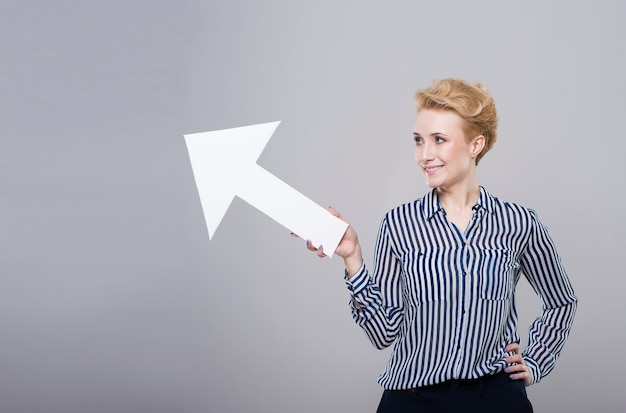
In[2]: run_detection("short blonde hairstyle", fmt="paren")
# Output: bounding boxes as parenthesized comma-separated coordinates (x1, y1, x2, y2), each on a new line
(414, 78, 498, 164)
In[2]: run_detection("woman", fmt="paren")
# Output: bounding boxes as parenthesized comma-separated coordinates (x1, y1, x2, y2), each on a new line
(307, 79, 577, 412)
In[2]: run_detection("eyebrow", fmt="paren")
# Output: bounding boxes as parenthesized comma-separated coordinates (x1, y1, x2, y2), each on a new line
(413, 132, 448, 137)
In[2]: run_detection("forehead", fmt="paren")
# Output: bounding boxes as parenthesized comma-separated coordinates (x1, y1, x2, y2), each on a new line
(414, 109, 465, 134)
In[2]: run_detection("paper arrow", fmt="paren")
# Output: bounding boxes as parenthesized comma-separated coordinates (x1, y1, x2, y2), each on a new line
(184, 121, 348, 257)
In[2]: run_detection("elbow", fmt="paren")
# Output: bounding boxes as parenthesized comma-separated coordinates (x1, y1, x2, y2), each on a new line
(373, 341, 393, 350)
(363, 329, 395, 350)
(367, 332, 396, 350)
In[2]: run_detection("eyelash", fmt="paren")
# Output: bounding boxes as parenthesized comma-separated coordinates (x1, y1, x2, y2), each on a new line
(413, 136, 446, 144)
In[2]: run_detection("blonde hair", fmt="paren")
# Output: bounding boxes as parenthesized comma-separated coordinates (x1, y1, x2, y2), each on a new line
(414, 78, 498, 164)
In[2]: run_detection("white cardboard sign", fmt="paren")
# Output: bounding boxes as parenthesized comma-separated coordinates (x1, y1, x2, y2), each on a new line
(184, 121, 348, 257)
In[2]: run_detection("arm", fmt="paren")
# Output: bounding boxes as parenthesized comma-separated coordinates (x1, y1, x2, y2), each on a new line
(519, 210, 578, 385)
(307, 210, 404, 349)
(344, 215, 405, 349)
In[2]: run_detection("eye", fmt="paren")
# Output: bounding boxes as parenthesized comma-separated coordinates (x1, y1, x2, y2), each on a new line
(413, 135, 423, 145)
(435, 136, 446, 143)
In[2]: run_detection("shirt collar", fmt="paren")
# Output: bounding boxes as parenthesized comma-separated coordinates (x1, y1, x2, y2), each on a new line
(475, 186, 495, 214)
(422, 186, 494, 220)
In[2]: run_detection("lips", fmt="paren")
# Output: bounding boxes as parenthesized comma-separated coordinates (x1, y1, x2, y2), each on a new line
(423, 165, 443, 174)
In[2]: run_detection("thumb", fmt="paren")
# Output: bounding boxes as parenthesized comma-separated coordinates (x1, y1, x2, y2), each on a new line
(328, 206, 344, 220)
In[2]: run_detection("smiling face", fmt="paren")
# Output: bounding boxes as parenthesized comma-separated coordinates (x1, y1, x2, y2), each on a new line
(413, 109, 485, 190)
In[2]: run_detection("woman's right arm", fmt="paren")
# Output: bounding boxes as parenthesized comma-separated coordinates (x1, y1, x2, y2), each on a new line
(307, 209, 404, 349)
(306, 207, 363, 277)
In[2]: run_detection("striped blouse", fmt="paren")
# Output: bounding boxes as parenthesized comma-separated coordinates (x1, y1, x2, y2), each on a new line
(345, 187, 577, 389)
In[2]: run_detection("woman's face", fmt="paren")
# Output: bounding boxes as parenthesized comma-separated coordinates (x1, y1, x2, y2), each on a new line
(413, 109, 482, 189)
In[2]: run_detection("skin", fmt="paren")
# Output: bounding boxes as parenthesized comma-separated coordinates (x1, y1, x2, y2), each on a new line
(413, 108, 483, 232)
(304, 108, 531, 386)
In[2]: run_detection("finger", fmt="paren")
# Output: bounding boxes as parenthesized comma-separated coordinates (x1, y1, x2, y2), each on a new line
(508, 370, 530, 382)
(505, 342, 520, 354)
(506, 353, 524, 365)
(328, 206, 349, 224)
(505, 360, 526, 373)
(507, 366, 531, 386)
(316, 244, 327, 258)
(306, 240, 317, 251)
(504, 360, 530, 385)
(291, 232, 300, 238)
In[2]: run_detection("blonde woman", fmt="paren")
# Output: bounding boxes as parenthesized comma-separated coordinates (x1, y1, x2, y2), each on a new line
(307, 79, 577, 412)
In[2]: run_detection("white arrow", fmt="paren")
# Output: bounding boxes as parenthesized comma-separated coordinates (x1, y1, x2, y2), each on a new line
(184, 121, 348, 257)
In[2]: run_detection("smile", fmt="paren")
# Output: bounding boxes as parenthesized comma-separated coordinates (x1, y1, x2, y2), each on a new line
(424, 166, 443, 173)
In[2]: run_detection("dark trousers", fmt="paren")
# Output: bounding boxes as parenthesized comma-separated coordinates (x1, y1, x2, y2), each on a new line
(376, 372, 533, 413)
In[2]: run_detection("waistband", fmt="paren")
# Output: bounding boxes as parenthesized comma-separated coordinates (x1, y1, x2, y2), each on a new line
(406, 371, 512, 393)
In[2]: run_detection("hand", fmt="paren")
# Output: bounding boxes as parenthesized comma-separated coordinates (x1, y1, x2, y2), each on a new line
(302, 207, 359, 256)
(294, 207, 363, 276)
(504, 343, 531, 386)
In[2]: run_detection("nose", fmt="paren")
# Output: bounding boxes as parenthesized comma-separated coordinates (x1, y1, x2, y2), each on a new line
(419, 141, 435, 162)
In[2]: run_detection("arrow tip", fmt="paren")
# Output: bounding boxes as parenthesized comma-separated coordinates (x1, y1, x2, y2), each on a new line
(184, 121, 282, 240)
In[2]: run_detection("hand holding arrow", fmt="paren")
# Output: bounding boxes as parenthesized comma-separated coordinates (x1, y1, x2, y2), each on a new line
(184, 121, 349, 257)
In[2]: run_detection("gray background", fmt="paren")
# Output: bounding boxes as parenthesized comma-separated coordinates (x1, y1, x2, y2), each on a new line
(1, 0, 623, 412)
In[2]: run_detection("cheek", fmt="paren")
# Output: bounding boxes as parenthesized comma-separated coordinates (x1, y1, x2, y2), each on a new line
(446, 146, 470, 164)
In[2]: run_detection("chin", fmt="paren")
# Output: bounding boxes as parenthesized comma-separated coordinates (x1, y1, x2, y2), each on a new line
(423, 178, 442, 188)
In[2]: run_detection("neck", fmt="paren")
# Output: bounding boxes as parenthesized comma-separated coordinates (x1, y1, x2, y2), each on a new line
(435, 180, 480, 212)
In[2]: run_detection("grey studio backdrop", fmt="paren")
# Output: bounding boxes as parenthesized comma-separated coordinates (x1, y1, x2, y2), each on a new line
(1, 1, 622, 412)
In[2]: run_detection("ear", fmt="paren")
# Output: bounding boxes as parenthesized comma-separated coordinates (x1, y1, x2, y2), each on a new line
(470, 135, 485, 157)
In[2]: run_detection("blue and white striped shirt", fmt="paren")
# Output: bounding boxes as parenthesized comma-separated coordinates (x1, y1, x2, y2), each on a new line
(345, 187, 577, 389)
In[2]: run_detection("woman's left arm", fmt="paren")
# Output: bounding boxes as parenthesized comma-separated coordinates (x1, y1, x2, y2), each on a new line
(517, 210, 578, 385)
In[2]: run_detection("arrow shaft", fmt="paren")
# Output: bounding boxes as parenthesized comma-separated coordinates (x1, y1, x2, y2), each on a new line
(236, 164, 347, 255)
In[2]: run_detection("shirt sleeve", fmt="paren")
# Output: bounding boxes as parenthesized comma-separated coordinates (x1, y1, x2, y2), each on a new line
(520, 210, 578, 385)
(344, 216, 405, 349)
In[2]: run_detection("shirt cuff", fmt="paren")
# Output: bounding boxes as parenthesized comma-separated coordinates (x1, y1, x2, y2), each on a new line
(344, 262, 368, 296)
(522, 356, 541, 385)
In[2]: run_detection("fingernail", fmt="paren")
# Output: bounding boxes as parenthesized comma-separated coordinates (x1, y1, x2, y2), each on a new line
(504, 367, 510, 373)
(319, 245, 323, 250)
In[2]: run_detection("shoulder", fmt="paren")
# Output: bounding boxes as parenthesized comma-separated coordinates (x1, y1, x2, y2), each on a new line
(483, 188, 538, 220)
(383, 193, 429, 224)
(482, 189, 546, 238)
(386, 199, 423, 217)
(377, 193, 432, 243)
(375, 196, 428, 254)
